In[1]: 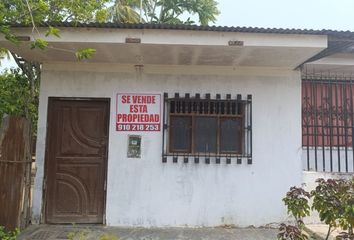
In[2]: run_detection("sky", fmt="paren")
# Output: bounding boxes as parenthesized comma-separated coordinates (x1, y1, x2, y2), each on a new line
(2, 0, 354, 70)
(215, 0, 354, 30)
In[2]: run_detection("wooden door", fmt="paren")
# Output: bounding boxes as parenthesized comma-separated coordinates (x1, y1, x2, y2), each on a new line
(45, 98, 109, 224)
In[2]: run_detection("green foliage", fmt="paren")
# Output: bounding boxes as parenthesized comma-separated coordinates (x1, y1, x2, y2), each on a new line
(45, 0, 110, 23)
(0, 0, 109, 60)
(0, 69, 38, 129)
(336, 231, 354, 240)
(0, 226, 19, 240)
(0, 49, 10, 65)
(283, 187, 311, 224)
(0, 25, 19, 44)
(107, 0, 220, 25)
(339, 178, 354, 234)
(67, 228, 89, 240)
(0, 0, 109, 25)
(75, 48, 97, 60)
(311, 178, 353, 232)
(30, 38, 48, 50)
(107, 0, 141, 23)
(277, 223, 308, 240)
(45, 26, 60, 38)
(95, 9, 109, 23)
(281, 178, 354, 240)
(281, 187, 310, 240)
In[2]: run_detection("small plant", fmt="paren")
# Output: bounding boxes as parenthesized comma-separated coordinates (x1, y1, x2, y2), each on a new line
(311, 178, 353, 239)
(0, 226, 19, 240)
(278, 186, 311, 240)
(283, 186, 311, 226)
(338, 178, 354, 237)
(67, 228, 89, 240)
(280, 178, 353, 240)
(277, 223, 308, 240)
(336, 231, 354, 240)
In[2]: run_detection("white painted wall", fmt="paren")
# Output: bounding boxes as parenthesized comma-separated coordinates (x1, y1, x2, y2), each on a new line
(33, 63, 302, 227)
(302, 148, 354, 173)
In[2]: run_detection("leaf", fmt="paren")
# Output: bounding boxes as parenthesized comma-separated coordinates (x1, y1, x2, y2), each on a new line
(30, 39, 48, 50)
(0, 25, 19, 44)
(95, 9, 108, 23)
(45, 26, 60, 38)
(37, 0, 49, 12)
(75, 48, 96, 60)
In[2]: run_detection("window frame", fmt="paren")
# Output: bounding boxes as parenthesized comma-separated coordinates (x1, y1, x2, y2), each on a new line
(165, 93, 251, 155)
(162, 93, 252, 164)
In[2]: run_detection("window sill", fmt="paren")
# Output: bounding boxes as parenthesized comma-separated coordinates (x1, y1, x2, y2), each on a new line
(162, 154, 252, 164)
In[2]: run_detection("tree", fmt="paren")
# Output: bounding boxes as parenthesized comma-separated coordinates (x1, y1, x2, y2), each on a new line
(107, 0, 220, 25)
(0, 69, 39, 129)
(0, 0, 109, 129)
(1, 0, 109, 57)
(107, 0, 141, 23)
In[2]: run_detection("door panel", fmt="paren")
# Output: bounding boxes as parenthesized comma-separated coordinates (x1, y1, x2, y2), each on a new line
(45, 99, 109, 224)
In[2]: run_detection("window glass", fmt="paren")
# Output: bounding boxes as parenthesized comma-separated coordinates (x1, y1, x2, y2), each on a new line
(220, 118, 242, 153)
(194, 117, 217, 153)
(170, 116, 191, 152)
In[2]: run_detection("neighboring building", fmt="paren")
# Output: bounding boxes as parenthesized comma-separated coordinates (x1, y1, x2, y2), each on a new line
(1, 23, 353, 228)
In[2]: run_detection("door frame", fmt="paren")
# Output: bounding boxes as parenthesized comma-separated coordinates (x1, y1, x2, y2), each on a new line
(42, 97, 110, 224)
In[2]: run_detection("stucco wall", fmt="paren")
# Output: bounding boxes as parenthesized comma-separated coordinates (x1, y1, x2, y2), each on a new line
(33, 64, 302, 227)
(302, 149, 354, 173)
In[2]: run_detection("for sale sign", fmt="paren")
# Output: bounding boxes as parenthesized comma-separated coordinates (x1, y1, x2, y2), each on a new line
(116, 93, 161, 131)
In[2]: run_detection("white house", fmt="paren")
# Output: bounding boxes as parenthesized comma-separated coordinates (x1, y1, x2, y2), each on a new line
(1, 23, 352, 228)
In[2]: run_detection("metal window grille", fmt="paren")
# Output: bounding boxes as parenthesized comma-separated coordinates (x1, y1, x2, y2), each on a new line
(161, 93, 252, 164)
(302, 75, 354, 172)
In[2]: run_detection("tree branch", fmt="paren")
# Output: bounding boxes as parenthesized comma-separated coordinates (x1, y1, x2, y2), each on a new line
(24, 0, 41, 37)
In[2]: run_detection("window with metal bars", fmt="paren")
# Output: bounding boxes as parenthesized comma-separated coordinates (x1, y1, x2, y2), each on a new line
(302, 80, 354, 147)
(161, 93, 252, 164)
(302, 76, 354, 172)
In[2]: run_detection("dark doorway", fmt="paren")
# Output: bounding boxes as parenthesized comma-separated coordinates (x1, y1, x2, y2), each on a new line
(44, 98, 109, 224)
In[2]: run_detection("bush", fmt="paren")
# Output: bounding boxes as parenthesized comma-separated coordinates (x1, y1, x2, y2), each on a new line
(0, 226, 19, 240)
(336, 231, 354, 240)
(277, 223, 308, 240)
(280, 177, 353, 240)
(0, 69, 39, 132)
(283, 186, 311, 225)
(311, 178, 353, 237)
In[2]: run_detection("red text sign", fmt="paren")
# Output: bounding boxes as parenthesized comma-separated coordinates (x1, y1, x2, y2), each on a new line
(116, 93, 161, 131)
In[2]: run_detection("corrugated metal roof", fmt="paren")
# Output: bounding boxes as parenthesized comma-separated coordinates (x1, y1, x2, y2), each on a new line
(9, 22, 354, 38)
(9, 22, 354, 68)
